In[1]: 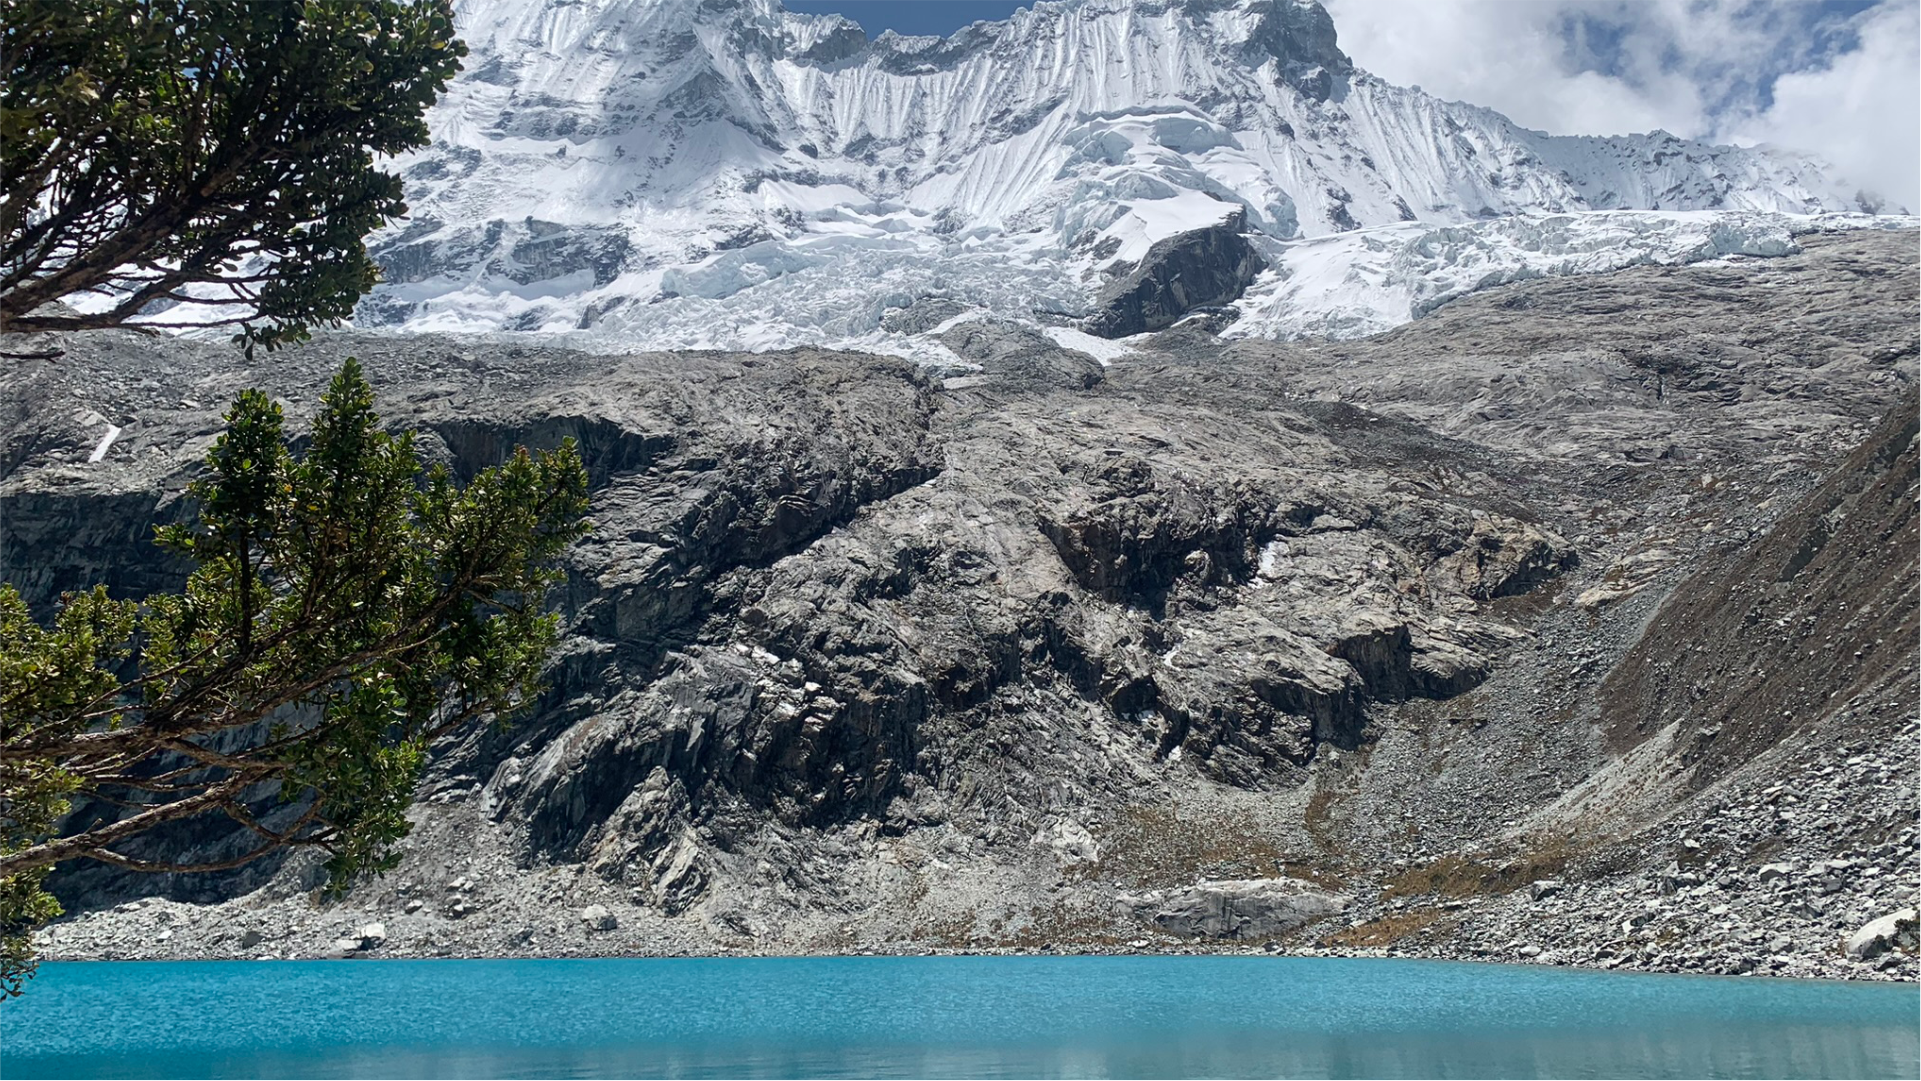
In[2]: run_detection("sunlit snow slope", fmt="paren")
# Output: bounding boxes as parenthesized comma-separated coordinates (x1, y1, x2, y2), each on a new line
(357, 0, 1900, 352)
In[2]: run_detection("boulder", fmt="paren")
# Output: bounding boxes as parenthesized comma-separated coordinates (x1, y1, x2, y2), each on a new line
(1031, 818, 1100, 865)
(238, 929, 265, 949)
(1133, 878, 1346, 940)
(581, 904, 619, 932)
(323, 923, 384, 957)
(1529, 879, 1564, 901)
(652, 830, 709, 915)
(937, 320, 1105, 389)
(1845, 908, 1917, 960)
(1439, 516, 1578, 600)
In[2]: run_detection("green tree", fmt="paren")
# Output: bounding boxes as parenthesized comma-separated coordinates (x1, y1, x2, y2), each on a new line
(0, 0, 464, 348)
(0, 359, 590, 996)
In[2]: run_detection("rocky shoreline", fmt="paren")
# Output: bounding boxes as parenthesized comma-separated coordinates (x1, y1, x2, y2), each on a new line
(33, 706, 1917, 983)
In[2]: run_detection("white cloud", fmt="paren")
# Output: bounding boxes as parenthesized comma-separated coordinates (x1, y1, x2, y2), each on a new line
(1728, 2, 1919, 210)
(1322, 1, 1706, 135)
(1325, 0, 1920, 211)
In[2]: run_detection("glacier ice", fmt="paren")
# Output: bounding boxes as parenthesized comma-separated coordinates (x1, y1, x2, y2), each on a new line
(1226, 210, 1824, 342)
(139, 0, 1918, 353)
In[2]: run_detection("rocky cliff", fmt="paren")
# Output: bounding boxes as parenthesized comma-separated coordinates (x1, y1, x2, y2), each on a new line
(5, 229, 1916, 980)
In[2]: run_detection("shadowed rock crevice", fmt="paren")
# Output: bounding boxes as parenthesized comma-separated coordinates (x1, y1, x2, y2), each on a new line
(427, 416, 674, 486)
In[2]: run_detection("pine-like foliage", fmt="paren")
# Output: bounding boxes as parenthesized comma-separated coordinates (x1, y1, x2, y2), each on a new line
(0, 359, 590, 996)
(0, 1, 465, 347)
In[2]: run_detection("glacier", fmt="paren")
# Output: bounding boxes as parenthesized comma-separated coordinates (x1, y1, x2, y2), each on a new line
(335, 0, 1909, 355)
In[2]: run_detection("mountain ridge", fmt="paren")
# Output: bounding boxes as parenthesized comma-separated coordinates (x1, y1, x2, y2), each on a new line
(344, 0, 1896, 350)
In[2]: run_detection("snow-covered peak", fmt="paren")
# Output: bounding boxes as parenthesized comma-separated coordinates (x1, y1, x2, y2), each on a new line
(356, 0, 1891, 350)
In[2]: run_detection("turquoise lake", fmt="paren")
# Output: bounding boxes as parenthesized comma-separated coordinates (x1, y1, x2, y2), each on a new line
(2, 956, 1915, 1079)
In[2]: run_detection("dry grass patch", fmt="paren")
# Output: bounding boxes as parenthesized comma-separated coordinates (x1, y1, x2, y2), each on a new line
(1327, 908, 1445, 948)
(1383, 833, 1587, 900)
(1096, 804, 1305, 889)
(1303, 785, 1339, 849)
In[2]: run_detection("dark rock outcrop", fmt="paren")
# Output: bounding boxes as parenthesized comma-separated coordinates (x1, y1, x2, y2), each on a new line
(5, 325, 1566, 912)
(1086, 208, 1267, 338)
(938, 321, 1105, 389)
(1242, 0, 1354, 102)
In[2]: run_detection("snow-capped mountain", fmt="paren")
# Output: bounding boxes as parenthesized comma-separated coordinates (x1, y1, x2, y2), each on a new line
(360, 0, 1894, 353)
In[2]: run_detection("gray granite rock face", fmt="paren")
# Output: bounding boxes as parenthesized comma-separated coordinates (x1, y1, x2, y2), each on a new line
(1127, 879, 1349, 939)
(4, 230, 1915, 982)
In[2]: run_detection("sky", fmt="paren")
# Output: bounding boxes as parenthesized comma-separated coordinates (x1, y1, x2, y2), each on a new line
(786, 0, 1920, 211)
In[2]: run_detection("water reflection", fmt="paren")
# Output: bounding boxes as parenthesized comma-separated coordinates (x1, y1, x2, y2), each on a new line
(27, 1023, 1913, 1080)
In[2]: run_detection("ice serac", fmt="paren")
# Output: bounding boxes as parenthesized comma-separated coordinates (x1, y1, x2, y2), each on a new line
(357, 0, 1887, 349)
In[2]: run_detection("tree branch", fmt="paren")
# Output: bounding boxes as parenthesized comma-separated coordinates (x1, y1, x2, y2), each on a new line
(0, 770, 263, 879)
(78, 833, 330, 876)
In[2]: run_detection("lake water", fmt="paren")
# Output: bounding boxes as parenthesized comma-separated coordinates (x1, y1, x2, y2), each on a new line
(3, 956, 1914, 1079)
